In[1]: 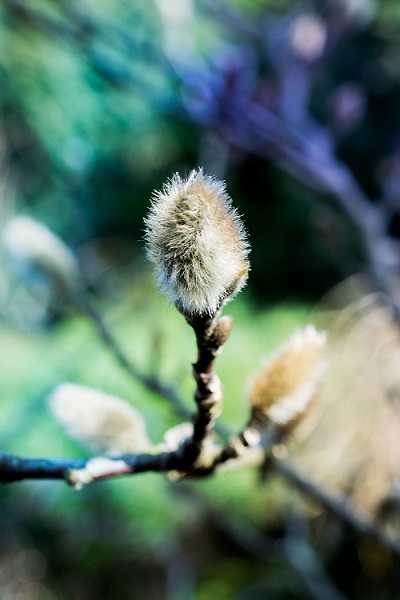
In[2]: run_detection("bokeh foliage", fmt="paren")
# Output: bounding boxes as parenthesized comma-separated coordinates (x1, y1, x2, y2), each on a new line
(2, 0, 400, 598)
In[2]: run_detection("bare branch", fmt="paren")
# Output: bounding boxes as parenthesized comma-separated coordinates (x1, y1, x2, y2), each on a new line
(0, 450, 177, 485)
(74, 291, 192, 420)
(183, 312, 227, 451)
(274, 458, 400, 557)
(283, 510, 349, 600)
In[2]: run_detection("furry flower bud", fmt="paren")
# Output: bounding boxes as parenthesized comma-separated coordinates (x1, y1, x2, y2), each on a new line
(3, 216, 81, 298)
(144, 169, 249, 316)
(49, 383, 151, 455)
(249, 325, 327, 433)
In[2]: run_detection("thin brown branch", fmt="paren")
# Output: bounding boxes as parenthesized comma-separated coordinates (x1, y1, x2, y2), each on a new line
(274, 458, 400, 557)
(0, 426, 244, 486)
(181, 311, 233, 461)
(74, 291, 192, 421)
(2, 438, 400, 564)
(283, 510, 349, 600)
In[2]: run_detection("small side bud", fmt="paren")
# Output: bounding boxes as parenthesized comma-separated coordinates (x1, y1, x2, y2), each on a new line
(67, 457, 131, 490)
(209, 316, 234, 351)
(49, 383, 151, 455)
(162, 422, 193, 452)
(144, 169, 249, 317)
(2, 216, 81, 299)
(248, 325, 327, 434)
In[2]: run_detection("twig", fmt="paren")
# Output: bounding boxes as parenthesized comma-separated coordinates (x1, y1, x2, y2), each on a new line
(75, 292, 232, 442)
(180, 311, 232, 462)
(0, 425, 244, 486)
(274, 458, 400, 557)
(2, 438, 400, 565)
(283, 509, 349, 600)
(74, 291, 192, 420)
(0, 450, 186, 486)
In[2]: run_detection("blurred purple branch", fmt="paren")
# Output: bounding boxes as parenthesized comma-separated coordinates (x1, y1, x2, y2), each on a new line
(4, 0, 400, 313)
(1, 0, 180, 115)
(283, 510, 349, 600)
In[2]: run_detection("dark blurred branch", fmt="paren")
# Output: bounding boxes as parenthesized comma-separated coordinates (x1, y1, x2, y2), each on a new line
(275, 458, 400, 556)
(283, 510, 349, 600)
(222, 100, 395, 301)
(74, 291, 192, 421)
(74, 291, 231, 441)
(0, 431, 243, 485)
(1, 0, 180, 114)
(179, 484, 348, 600)
(215, 8, 400, 314)
(5, 0, 400, 316)
(2, 442, 400, 563)
(200, 0, 261, 39)
(0, 449, 192, 485)
(1, 0, 81, 39)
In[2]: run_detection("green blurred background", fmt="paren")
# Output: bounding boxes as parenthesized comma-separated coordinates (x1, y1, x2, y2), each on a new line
(1, 0, 400, 598)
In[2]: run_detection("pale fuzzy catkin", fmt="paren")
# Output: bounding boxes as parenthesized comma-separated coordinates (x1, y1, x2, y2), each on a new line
(49, 383, 151, 455)
(249, 325, 327, 430)
(144, 169, 249, 315)
(3, 216, 80, 296)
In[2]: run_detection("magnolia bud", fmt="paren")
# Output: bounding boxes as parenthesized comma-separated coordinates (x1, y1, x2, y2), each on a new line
(49, 383, 151, 456)
(3, 216, 81, 299)
(145, 169, 249, 316)
(249, 325, 327, 433)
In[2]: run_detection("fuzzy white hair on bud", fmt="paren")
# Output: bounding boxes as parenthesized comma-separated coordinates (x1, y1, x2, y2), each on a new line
(49, 383, 151, 456)
(144, 169, 249, 316)
(249, 325, 327, 431)
(2, 216, 80, 297)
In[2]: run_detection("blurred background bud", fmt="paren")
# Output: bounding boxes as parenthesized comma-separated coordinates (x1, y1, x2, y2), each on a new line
(2, 216, 82, 325)
(249, 325, 327, 434)
(289, 14, 327, 63)
(49, 382, 151, 456)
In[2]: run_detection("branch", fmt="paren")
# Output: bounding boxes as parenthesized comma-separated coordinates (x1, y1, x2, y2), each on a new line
(3, 0, 400, 568)
(0, 450, 184, 486)
(2, 438, 400, 563)
(182, 312, 232, 456)
(74, 292, 233, 443)
(283, 510, 350, 600)
(74, 291, 192, 421)
(0, 425, 245, 487)
(274, 458, 400, 557)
